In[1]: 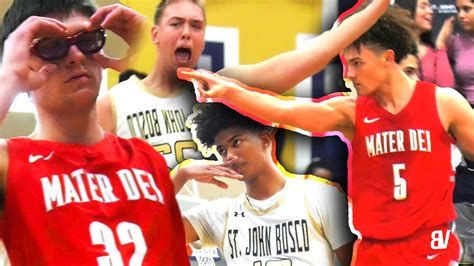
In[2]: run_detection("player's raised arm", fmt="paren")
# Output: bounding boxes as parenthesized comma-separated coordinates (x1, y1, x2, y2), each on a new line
(218, 0, 390, 94)
(179, 69, 354, 137)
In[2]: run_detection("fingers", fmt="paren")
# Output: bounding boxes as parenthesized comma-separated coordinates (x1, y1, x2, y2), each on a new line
(209, 178, 229, 189)
(91, 52, 129, 72)
(89, 4, 146, 44)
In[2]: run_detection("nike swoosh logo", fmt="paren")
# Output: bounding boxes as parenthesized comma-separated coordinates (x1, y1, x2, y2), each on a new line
(426, 254, 440, 260)
(29, 152, 54, 163)
(364, 117, 380, 124)
(28, 155, 43, 163)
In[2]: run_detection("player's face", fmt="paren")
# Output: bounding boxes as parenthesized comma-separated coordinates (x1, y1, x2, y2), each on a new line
(30, 13, 102, 114)
(399, 54, 420, 81)
(415, 0, 433, 33)
(343, 46, 389, 96)
(456, 0, 474, 33)
(153, 1, 205, 70)
(215, 127, 269, 181)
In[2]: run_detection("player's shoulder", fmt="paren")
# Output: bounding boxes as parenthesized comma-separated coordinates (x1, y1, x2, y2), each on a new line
(108, 75, 141, 95)
(435, 86, 472, 114)
(287, 175, 345, 196)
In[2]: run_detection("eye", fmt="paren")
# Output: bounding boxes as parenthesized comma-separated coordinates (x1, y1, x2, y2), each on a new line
(191, 23, 203, 30)
(232, 139, 241, 147)
(217, 148, 227, 157)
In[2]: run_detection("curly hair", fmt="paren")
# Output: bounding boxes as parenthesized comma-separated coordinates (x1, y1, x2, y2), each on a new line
(191, 103, 273, 149)
(348, 6, 417, 63)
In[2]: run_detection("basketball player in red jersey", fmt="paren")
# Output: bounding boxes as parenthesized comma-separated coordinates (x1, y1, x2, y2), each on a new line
(0, 1, 193, 264)
(178, 8, 474, 266)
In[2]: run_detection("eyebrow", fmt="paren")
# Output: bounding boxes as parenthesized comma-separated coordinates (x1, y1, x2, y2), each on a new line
(347, 57, 362, 63)
(167, 16, 204, 23)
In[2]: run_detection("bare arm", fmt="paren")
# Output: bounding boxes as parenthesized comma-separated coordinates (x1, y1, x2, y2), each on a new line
(96, 94, 116, 133)
(0, 140, 8, 210)
(179, 70, 355, 137)
(183, 216, 200, 243)
(171, 160, 242, 195)
(218, 0, 390, 94)
(334, 242, 354, 266)
(438, 88, 474, 161)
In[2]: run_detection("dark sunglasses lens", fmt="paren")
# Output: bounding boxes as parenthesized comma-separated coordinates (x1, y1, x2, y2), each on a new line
(35, 39, 69, 60)
(76, 30, 106, 54)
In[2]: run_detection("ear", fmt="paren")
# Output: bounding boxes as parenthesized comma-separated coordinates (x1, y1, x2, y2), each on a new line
(151, 25, 160, 45)
(382, 49, 395, 64)
(259, 130, 273, 150)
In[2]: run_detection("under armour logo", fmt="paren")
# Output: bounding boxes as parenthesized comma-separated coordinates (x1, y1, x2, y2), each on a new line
(234, 212, 245, 217)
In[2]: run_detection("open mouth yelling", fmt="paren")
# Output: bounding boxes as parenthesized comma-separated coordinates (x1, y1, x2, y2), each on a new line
(175, 47, 192, 64)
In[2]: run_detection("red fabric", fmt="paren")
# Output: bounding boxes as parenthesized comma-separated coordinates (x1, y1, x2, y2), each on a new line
(352, 224, 460, 265)
(350, 81, 456, 240)
(2, 133, 188, 265)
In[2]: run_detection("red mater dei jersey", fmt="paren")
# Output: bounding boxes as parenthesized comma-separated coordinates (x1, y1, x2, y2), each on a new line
(350, 82, 455, 240)
(2, 133, 189, 265)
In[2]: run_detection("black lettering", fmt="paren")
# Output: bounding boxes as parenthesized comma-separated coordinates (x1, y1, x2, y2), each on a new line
(276, 224, 282, 255)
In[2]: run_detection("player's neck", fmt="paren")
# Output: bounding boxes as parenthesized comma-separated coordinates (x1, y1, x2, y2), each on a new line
(32, 108, 104, 145)
(143, 65, 188, 96)
(245, 163, 286, 200)
(372, 69, 417, 115)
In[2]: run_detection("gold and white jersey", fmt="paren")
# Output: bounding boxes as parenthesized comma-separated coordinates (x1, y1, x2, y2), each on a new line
(109, 76, 201, 169)
(185, 178, 354, 265)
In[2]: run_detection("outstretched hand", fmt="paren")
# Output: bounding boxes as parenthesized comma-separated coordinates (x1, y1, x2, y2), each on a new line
(88, 4, 147, 72)
(178, 68, 244, 102)
(1, 16, 67, 93)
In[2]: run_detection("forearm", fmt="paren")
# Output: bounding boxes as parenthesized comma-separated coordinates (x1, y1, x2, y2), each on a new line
(171, 166, 188, 195)
(219, 1, 386, 94)
(0, 71, 22, 126)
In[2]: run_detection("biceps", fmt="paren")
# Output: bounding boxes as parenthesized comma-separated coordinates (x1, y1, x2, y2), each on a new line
(286, 102, 348, 133)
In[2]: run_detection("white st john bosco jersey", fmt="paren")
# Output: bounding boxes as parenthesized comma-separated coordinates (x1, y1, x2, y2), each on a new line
(185, 178, 355, 265)
(109, 75, 202, 169)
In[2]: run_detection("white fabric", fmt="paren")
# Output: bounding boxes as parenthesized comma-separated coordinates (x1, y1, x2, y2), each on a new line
(109, 76, 201, 169)
(185, 178, 354, 265)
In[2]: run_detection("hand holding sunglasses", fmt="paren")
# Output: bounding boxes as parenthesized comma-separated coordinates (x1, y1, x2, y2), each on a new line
(1, 16, 67, 94)
(86, 4, 147, 71)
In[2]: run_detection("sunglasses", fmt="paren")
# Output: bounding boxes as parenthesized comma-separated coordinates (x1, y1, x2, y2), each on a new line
(31, 28, 106, 61)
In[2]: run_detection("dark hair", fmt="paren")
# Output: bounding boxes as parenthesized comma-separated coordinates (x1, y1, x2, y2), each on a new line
(191, 103, 272, 149)
(348, 7, 417, 63)
(305, 157, 332, 175)
(393, 0, 434, 47)
(119, 69, 147, 82)
(154, 0, 205, 25)
(1, 0, 97, 57)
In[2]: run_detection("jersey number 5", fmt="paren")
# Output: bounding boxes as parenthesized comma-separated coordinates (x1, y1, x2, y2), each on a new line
(393, 163, 407, 200)
(90, 221, 147, 266)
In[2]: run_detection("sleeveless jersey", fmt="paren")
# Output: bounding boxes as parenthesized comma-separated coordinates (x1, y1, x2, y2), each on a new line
(2, 134, 189, 265)
(109, 75, 201, 169)
(185, 178, 355, 265)
(350, 81, 455, 240)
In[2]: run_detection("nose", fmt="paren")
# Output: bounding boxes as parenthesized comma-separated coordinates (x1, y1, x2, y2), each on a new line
(346, 66, 356, 80)
(224, 149, 238, 163)
(181, 23, 191, 40)
(66, 45, 86, 65)
(427, 6, 433, 15)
